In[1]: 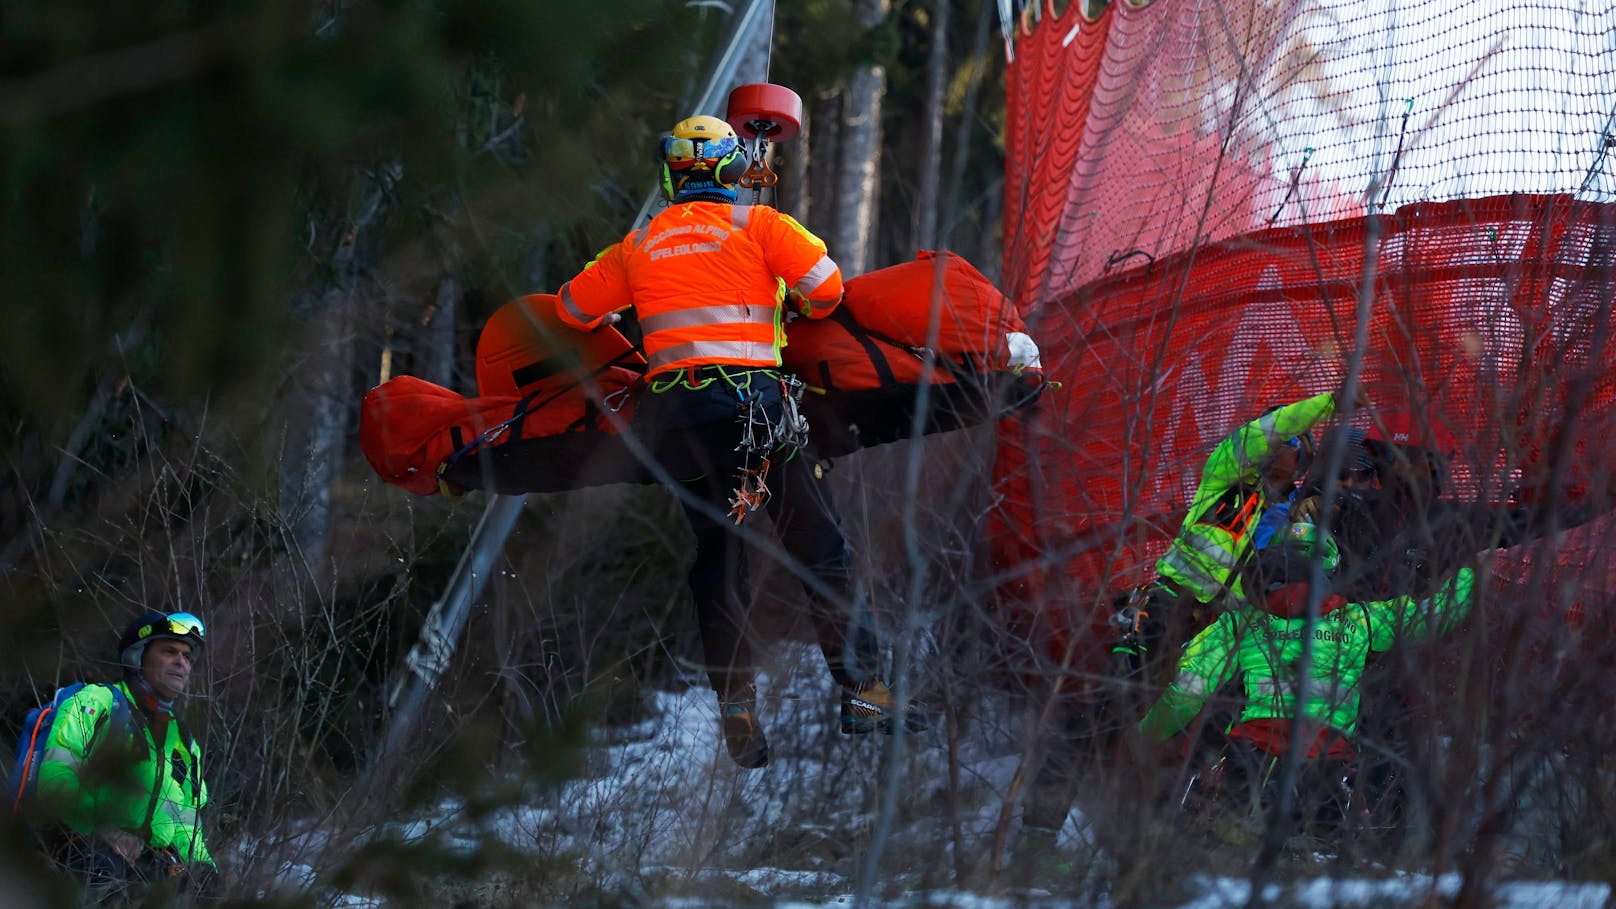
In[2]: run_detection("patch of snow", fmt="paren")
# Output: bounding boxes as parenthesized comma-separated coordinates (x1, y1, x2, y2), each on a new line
(306, 641, 1615, 908)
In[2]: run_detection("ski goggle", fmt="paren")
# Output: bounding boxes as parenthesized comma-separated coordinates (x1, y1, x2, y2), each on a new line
(138, 612, 206, 641)
(662, 134, 739, 170)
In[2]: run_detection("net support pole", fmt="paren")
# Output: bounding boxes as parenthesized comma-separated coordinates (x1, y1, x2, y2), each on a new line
(382, 492, 526, 759)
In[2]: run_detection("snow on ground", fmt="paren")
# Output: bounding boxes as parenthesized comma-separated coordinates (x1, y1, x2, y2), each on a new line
(284, 642, 1614, 907)
(1167, 874, 1613, 909)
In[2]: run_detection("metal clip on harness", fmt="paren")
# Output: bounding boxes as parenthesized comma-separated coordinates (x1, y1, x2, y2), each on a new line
(727, 373, 812, 523)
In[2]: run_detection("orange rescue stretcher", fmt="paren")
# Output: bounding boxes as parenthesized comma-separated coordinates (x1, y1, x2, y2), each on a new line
(359, 250, 1046, 496)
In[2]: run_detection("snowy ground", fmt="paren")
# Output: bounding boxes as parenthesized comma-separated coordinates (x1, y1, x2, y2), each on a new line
(271, 643, 1614, 907)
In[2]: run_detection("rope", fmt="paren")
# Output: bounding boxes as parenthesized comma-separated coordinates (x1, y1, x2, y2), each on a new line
(439, 346, 643, 473)
(762, 0, 775, 83)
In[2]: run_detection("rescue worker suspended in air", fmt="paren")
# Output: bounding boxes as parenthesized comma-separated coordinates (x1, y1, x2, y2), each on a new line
(554, 113, 925, 769)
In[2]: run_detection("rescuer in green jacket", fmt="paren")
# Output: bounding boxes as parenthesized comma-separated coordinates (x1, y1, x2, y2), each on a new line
(1113, 387, 1350, 669)
(1139, 522, 1477, 841)
(1021, 387, 1355, 852)
(35, 611, 214, 903)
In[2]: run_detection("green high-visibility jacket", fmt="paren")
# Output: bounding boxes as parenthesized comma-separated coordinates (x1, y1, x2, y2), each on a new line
(1140, 567, 1477, 744)
(1156, 391, 1338, 603)
(35, 681, 212, 866)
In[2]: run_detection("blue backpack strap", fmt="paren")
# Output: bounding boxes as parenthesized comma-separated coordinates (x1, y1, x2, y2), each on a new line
(102, 684, 131, 734)
(9, 682, 97, 814)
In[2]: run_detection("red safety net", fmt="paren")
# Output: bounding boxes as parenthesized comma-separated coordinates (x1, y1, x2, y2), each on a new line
(994, 0, 1616, 678)
(1002, 0, 1616, 304)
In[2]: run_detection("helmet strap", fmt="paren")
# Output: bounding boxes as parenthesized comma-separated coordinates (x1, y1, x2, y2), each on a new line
(679, 189, 737, 204)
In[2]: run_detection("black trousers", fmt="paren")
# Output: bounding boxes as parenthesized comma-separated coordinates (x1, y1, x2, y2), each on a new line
(634, 369, 878, 701)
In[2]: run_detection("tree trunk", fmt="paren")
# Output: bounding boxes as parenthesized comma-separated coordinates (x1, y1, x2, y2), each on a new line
(915, 0, 949, 251)
(281, 286, 354, 580)
(524, 221, 550, 292)
(977, 177, 1004, 284)
(828, 0, 888, 276)
(280, 163, 401, 580)
(810, 92, 843, 238)
(420, 272, 458, 390)
(779, 105, 810, 222)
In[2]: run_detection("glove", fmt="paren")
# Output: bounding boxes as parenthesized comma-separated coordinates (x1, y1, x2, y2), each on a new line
(784, 288, 810, 316)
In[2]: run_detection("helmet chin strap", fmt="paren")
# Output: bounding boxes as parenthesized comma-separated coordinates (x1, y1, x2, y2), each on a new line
(673, 168, 738, 203)
(683, 191, 737, 203)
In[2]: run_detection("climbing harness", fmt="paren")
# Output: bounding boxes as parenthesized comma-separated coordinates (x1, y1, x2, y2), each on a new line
(728, 371, 811, 523)
(729, 457, 771, 522)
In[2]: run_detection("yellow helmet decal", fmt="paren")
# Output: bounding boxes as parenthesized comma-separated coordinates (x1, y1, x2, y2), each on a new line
(670, 115, 736, 141)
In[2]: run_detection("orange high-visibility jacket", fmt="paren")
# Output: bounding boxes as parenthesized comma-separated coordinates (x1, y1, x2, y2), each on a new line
(556, 201, 844, 377)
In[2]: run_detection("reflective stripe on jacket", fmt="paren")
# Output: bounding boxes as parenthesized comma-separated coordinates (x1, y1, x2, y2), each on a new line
(1139, 567, 1477, 746)
(556, 202, 844, 376)
(1156, 391, 1338, 602)
(35, 680, 212, 866)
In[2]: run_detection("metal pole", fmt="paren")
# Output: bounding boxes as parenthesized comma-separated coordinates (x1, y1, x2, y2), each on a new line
(383, 492, 526, 756)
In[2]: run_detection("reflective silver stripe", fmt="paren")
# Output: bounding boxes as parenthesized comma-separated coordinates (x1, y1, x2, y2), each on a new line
(1173, 672, 1213, 697)
(558, 283, 593, 325)
(647, 340, 779, 373)
(1311, 682, 1352, 705)
(1254, 411, 1283, 439)
(169, 806, 199, 825)
(42, 746, 82, 770)
(1179, 530, 1242, 570)
(1251, 677, 1352, 704)
(1159, 535, 1238, 591)
(1251, 678, 1289, 698)
(629, 225, 651, 249)
(639, 304, 776, 335)
(1158, 552, 1224, 596)
(794, 254, 839, 297)
(731, 205, 751, 229)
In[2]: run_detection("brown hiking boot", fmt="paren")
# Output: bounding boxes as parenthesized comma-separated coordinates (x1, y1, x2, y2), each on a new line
(840, 679, 929, 735)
